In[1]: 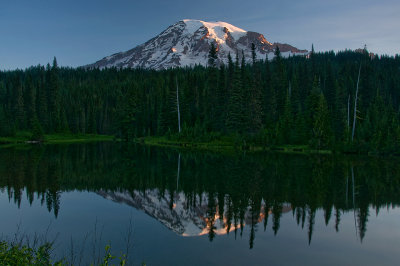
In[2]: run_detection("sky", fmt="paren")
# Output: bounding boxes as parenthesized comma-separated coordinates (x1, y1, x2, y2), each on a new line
(1, 0, 399, 70)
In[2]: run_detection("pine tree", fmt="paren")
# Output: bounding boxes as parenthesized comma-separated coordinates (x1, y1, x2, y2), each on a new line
(205, 43, 219, 131)
(14, 77, 25, 130)
(37, 67, 49, 131)
(60, 107, 70, 133)
(306, 77, 333, 149)
(208, 42, 218, 67)
(226, 52, 245, 133)
(277, 93, 293, 144)
(251, 43, 257, 64)
(24, 74, 37, 128)
(240, 50, 252, 133)
(324, 61, 336, 111)
(360, 46, 374, 112)
(312, 93, 333, 149)
(248, 47, 263, 134)
(30, 116, 44, 141)
(48, 57, 60, 132)
(274, 46, 281, 59)
(0, 105, 15, 137)
(215, 64, 227, 132)
(272, 46, 288, 119)
(263, 58, 276, 125)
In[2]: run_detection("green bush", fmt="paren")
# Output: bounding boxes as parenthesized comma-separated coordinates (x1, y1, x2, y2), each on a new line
(0, 241, 61, 265)
(0, 241, 128, 266)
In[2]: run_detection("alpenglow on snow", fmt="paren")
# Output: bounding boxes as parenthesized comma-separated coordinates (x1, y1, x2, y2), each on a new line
(86, 19, 308, 70)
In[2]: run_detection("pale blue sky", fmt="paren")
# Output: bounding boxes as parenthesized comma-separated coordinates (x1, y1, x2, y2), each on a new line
(1, 0, 399, 70)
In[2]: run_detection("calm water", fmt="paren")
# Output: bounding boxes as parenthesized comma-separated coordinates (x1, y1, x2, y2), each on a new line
(1, 143, 400, 265)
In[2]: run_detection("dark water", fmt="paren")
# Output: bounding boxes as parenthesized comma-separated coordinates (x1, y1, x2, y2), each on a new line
(1, 143, 400, 265)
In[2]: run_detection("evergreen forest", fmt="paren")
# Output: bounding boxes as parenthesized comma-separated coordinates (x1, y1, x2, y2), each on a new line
(1, 46, 399, 153)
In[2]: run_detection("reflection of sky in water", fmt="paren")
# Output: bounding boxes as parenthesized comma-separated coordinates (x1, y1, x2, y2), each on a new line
(1, 189, 399, 266)
(1, 143, 399, 265)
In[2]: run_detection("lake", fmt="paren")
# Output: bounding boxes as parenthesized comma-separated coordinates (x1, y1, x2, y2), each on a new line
(1, 142, 400, 265)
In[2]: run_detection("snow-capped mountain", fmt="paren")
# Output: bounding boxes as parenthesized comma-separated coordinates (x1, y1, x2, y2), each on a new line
(87, 19, 308, 70)
(97, 189, 292, 237)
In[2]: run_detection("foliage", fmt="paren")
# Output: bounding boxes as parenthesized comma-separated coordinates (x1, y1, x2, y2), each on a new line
(0, 240, 129, 266)
(0, 48, 399, 153)
(0, 241, 61, 265)
(31, 116, 45, 141)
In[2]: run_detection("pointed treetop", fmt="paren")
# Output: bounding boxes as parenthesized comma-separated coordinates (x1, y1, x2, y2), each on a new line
(235, 50, 239, 67)
(274, 46, 281, 60)
(251, 43, 256, 64)
(228, 52, 234, 68)
(52, 57, 58, 69)
(208, 42, 218, 67)
(241, 50, 245, 68)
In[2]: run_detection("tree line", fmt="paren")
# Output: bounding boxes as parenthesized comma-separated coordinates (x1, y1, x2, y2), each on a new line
(1, 47, 399, 152)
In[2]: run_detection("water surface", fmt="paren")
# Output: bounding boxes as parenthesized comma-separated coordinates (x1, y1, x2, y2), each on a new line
(0, 143, 399, 265)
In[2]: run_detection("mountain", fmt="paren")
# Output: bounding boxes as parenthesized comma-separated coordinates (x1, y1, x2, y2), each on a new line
(97, 189, 292, 237)
(87, 19, 308, 70)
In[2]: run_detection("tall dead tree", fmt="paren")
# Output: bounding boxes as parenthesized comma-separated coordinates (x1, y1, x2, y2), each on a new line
(176, 76, 181, 133)
(347, 94, 351, 129)
(352, 62, 362, 142)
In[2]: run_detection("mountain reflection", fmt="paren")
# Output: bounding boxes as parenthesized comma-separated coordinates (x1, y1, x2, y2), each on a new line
(1, 143, 400, 248)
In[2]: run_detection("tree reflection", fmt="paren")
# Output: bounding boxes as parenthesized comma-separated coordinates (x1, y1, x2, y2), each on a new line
(0, 143, 400, 248)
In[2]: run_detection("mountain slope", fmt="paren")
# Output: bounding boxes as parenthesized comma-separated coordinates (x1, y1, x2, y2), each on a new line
(97, 189, 292, 237)
(87, 19, 308, 70)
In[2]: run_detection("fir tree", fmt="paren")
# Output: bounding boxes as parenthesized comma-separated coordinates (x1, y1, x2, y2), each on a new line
(208, 42, 218, 67)
(248, 50, 263, 134)
(14, 77, 25, 130)
(226, 52, 245, 133)
(206, 44, 219, 131)
(306, 77, 333, 149)
(30, 116, 44, 141)
(0, 105, 15, 137)
(251, 43, 257, 64)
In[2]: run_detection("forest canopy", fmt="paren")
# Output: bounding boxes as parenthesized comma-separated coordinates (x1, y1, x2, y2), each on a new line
(1, 47, 399, 153)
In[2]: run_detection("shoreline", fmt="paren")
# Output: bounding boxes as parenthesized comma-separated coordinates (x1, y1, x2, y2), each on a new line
(135, 136, 333, 155)
(0, 133, 115, 147)
(135, 136, 400, 157)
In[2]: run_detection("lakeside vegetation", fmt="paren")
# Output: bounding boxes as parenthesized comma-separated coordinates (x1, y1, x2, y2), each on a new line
(0, 240, 128, 266)
(136, 135, 334, 155)
(0, 131, 114, 146)
(0, 241, 58, 265)
(1, 47, 399, 154)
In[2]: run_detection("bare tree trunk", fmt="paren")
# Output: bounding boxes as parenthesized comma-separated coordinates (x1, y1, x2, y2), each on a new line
(351, 165, 358, 240)
(176, 153, 181, 191)
(347, 94, 351, 129)
(176, 76, 181, 133)
(352, 63, 362, 142)
(346, 173, 348, 207)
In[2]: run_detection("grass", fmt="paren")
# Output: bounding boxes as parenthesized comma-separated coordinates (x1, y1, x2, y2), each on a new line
(136, 136, 333, 155)
(0, 241, 59, 265)
(44, 133, 114, 144)
(0, 131, 115, 147)
(1, 219, 136, 266)
(137, 136, 236, 153)
(0, 241, 131, 266)
(0, 131, 333, 155)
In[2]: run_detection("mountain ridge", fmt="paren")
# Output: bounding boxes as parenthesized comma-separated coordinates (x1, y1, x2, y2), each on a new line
(86, 19, 308, 70)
